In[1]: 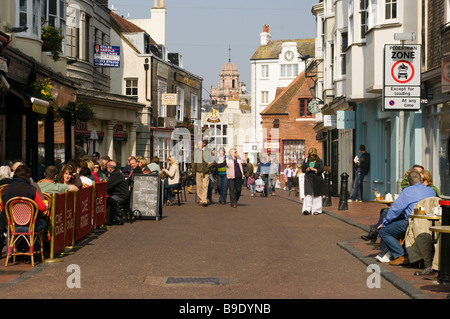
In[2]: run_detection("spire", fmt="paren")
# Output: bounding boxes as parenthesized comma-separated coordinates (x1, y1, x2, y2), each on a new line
(228, 45, 231, 62)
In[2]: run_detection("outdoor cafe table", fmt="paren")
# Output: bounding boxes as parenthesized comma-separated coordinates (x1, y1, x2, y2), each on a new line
(410, 214, 441, 242)
(369, 199, 394, 207)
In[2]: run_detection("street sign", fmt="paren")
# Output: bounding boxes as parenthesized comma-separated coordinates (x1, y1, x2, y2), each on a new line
(383, 44, 421, 111)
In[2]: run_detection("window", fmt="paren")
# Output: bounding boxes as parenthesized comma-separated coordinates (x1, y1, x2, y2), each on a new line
(125, 79, 138, 97)
(299, 98, 312, 118)
(158, 81, 167, 117)
(261, 91, 269, 104)
(176, 87, 185, 122)
(154, 137, 170, 168)
(446, 0, 450, 24)
(84, 15, 90, 62)
(283, 140, 305, 165)
(360, 0, 368, 39)
(385, 0, 397, 20)
(204, 124, 228, 148)
(280, 64, 298, 78)
(17, 0, 42, 37)
(191, 94, 198, 120)
(261, 65, 269, 78)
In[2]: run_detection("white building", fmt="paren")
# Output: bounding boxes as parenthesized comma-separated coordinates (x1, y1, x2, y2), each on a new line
(249, 24, 315, 161)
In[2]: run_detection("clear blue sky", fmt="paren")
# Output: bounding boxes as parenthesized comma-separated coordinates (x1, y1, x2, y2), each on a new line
(111, 0, 318, 101)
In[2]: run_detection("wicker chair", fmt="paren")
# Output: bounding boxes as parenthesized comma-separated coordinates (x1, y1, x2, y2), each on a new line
(4, 197, 45, 267)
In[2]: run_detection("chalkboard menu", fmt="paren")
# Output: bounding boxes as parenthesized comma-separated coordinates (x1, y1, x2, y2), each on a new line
(130, 174, 162, 220)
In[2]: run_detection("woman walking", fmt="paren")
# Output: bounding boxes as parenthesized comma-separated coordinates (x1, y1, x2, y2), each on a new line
(216, 147, 228, 204)
(301, 147, 325, 215)
(215, 148, 245, 208)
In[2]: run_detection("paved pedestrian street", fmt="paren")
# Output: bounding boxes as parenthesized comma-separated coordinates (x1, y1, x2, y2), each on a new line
(0, 188, 419, 303)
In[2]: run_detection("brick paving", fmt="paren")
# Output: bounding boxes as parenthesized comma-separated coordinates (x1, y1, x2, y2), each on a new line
(0, 187, 449, 299)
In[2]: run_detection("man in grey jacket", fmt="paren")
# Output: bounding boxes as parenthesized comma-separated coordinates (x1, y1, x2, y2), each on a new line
(268, 157, 280, 196)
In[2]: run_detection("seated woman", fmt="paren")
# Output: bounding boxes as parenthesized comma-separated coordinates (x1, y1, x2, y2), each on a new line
(161, 156, 180, 206)
(59, 163, 82, 188)
(139, 157, 151, 174)
(422, 170, 439, 197)
(1, 165, 47, 233)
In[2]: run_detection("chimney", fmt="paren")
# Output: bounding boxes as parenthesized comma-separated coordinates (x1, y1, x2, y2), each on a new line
(260, 24, 271, 45)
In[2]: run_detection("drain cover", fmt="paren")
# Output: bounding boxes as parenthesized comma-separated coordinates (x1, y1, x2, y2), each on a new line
(166, 277, 220, 285)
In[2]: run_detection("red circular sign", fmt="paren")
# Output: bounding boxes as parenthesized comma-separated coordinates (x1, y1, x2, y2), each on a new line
(391, 60, 414, 84)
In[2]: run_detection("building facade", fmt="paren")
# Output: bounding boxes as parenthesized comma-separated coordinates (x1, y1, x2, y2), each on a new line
(312, 0, 449, 200)
(250, 24, 315, 163)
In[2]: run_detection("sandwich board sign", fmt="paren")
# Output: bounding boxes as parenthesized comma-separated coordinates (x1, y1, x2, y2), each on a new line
(383, 44, 421, 111)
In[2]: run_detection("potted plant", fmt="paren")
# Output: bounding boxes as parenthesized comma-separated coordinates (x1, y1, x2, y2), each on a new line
(41, 25, 64, 61)
(72, 102, 95, 122)
(30, 77, 61, 120)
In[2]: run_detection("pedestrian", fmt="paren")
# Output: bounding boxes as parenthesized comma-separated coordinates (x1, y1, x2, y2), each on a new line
(105, 161, 130, 225)
(301, 147, 325, 215)
(349, 144, 370, 202)
(256, 156, 270, 197)
(268, 156, 280, 195)
(192, 141, 214, 206)
(244, 158, 254, 190)
(284, 164, 294, 191)
(216, 147, 228, 204)
(215, 148, 245, 208)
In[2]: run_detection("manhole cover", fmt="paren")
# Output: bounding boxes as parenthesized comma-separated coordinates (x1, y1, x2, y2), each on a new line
(166, 277, 220, 285)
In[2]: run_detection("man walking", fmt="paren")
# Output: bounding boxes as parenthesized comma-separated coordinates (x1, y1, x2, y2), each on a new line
(192, 141, 214, 206)
(349, 144, 370, 202)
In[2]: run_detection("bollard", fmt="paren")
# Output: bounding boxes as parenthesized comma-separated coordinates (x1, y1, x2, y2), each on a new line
(438, 200, 450, 284)
(338, 172, 349, 211)
(323, 170, 332, 207)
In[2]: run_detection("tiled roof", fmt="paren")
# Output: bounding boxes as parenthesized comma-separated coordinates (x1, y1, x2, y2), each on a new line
(260, 71, 308, 115)
(110, 11, 146, 33)
(251, 39, 315, 60)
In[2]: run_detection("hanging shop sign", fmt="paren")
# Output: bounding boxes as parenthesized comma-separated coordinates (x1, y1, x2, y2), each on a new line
(383, 44, 421, 111)
(161, 93, 177, 105)
(94, 45, 120, 67)
(307, 99, 321, 114)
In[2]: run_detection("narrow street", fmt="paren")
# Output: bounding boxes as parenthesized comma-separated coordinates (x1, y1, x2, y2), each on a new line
(0, 189, 408, 301)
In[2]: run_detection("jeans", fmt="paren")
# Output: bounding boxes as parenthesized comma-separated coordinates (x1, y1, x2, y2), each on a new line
(350, 170, 366, 201)
(217, 173, 228, 203)
(164, 179, 178, 202)
(268, 175, 277, 194)
(379, 218, 409, 259)
(249, 183, 255, 195)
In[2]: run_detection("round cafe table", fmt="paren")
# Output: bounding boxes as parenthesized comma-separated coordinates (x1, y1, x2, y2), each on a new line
(369, 199, 394, 207)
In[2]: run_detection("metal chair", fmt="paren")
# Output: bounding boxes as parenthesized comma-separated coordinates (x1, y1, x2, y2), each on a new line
(172, 170, 187, 206)
(4, 197, 45, 267)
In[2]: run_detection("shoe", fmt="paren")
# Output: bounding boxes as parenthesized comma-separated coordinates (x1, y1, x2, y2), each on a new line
(361, 227, 378, 242)
(313, 212, 321, 215)
(231, 204, 237, 208)
(422, 270, 439, 280)
(389, 256, 408, 266)
(302, 211, 311, 215)
(375, 251, 392, 263)
(347, 199, 353, 202)
(415, 267, 434, 276)
(357, 199, 362, 202)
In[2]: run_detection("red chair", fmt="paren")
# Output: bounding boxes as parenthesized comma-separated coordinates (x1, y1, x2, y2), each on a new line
(4, 197, 45, 267)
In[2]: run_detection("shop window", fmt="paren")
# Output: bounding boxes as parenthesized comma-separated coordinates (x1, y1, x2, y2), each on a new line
(283, 140, 305, 166)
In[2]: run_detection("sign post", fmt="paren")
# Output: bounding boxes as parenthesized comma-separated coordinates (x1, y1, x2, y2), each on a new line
(383, 44, 421, 111)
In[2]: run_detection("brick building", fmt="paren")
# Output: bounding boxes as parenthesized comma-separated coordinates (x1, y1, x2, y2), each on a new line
(260, 71, 322, 188)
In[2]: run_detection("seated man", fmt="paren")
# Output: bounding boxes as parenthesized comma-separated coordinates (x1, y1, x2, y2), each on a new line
(377, 170, 435, 265)
(106, 161, 130, 225)
(39, 166, 79, 194)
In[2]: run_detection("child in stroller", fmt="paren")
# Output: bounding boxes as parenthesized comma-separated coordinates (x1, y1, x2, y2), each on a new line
(254, 174, 266, 197)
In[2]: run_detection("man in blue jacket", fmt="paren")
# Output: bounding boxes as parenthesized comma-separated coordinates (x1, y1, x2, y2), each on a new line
(378, 170, 435, 265)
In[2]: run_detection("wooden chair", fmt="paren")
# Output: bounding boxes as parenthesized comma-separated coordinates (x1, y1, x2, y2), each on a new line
(172, 170, 187, 206)
(4, 197, 45, 267)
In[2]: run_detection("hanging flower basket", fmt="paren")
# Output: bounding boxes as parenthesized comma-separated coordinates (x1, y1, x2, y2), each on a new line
(41, 25, 64, 61)
(68, 102, 95, 122)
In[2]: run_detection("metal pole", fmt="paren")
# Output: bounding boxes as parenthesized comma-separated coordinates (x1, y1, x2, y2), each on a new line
(397, 110, 404, 193)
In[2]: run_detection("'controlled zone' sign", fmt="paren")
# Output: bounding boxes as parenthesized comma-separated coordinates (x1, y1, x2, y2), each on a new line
(383, 44, 421, 111)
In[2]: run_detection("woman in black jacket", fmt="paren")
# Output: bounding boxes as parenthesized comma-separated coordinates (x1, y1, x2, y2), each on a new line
(301, 148, 325, 215)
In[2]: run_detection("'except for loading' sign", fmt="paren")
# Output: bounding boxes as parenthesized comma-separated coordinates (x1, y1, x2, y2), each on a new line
(391, 60, 414, 84)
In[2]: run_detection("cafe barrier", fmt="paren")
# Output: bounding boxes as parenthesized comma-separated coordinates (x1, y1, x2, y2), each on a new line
(47, 182, 107, 261)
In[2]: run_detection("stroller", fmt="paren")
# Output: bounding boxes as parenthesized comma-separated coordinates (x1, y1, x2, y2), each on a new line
(254, 175, 266, 197)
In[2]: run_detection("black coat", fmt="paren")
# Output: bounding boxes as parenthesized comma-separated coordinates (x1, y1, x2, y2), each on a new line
(301, 157, 325, 197)
(107, 168, 130, 201)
